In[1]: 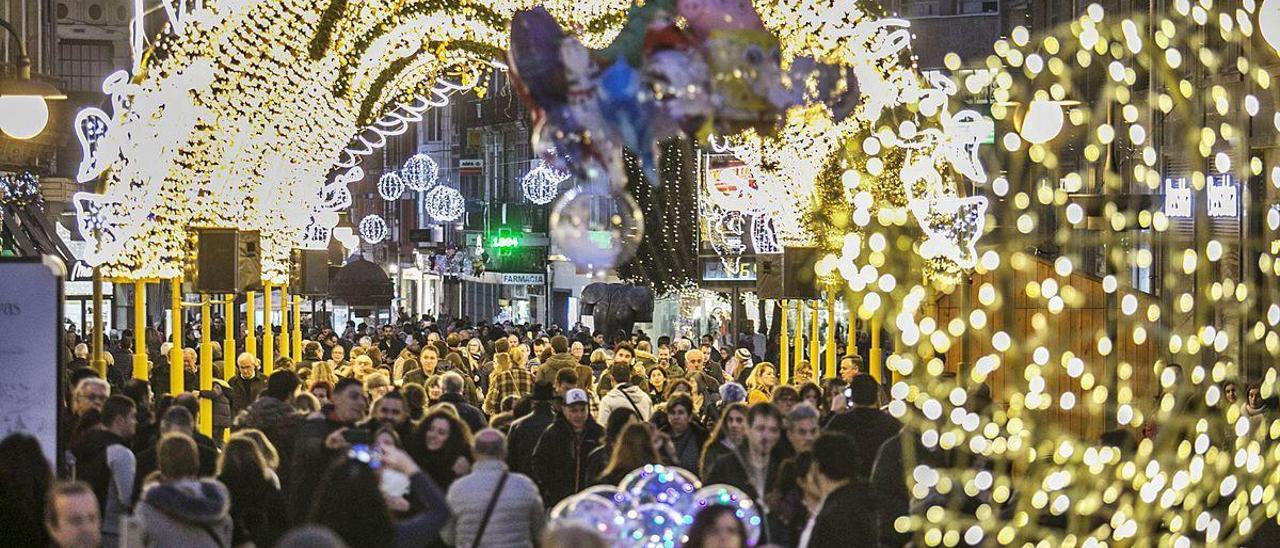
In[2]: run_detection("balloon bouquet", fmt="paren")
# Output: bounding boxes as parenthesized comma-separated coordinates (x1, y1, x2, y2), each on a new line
(507, 0, 850, 270)
(549, 464, 764, 547)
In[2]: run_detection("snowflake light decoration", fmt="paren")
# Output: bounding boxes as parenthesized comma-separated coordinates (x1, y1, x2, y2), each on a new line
(358, 214, 388, 244)
(521, 161, 570, 205)
(425, 186, 464, 221)
(401, 153, 439, 192)
(377, 172, 406, 201)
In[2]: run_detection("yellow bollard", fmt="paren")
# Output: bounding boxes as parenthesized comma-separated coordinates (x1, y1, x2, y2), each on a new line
(170, 278, 183, 394)
(263, 283, 274, 375)
(292, 294, 303, 361)
(223, 295, 236, 381)
(278, 285, 289, 365)
(133, 281, 148, 380)
(792, 300, 804, 380)
(825, 293, 836, 380)
(809, 301, 819, 381)
(779, 300, 790, 385)
(91, 271, 106, 378)
(847, 295, 859, 360)
(870, 313, 883, 383)
(245, 291, 257, 359)
(199, 295, 213, 436)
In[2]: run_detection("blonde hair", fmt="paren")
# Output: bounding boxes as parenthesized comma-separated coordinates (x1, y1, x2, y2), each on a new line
(493, 351, 512, 373)
(745, 361, 777, 391)
(350, 346, 368, 359)
(509, 346, 528, 369)
(310, 361, 339, 388)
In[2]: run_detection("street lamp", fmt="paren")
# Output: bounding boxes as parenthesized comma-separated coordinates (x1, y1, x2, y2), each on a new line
(0, 17, 65, 140)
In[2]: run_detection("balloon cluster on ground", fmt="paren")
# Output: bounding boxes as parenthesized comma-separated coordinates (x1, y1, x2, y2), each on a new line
(548, 464, 762, 547)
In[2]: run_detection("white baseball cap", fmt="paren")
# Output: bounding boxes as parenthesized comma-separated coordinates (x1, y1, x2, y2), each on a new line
(564, 388, 589, 406)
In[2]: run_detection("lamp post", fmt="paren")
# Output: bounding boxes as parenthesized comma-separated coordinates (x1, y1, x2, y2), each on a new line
(0, 17, 65, 140)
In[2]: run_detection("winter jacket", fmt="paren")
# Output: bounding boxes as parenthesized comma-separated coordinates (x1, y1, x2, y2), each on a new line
(135, 479, 233, 547)
(662, 422, 709, 474)
(208, 379, 233, 441)
(439, 392, 487, 434)
(286, 414, 349, 522)
(598, 383, 652, 427)
(801, 482, 880, 548)
(506, 403, 556, 476)
(70, 429, 134, 538)
(444, 460, 546, 548)
(132, 435, 220, 503)
(536, 351, 579, 384)
(825, 407, 902, 479)
(233, 396, 302, 481)
(226, 374, 266, 417)
(530, 417, 604, 506)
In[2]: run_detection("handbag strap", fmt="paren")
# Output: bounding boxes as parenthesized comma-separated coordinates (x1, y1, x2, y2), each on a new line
(471, 471, 510, 548)
(618, 385, 644, 417)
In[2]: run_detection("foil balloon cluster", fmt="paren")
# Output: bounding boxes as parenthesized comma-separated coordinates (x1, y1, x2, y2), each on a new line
(507, 0, 799, 185)
(547, 464, 763, 547)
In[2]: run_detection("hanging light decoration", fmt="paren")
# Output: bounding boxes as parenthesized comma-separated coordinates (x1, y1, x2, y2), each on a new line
(377, 172, 405, 201)
(521, 161, 570, 205)
(424, 186, 464, 221)
(358, 214, 388, 244)
(401, 153, 439, 192)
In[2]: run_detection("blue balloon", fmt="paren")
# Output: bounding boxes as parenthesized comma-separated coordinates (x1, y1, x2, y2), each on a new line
(621, 464, 701, 508)
(549, 493, 625, 541)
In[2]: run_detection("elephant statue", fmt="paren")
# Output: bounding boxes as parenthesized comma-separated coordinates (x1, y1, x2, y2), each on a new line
(579, 283, 654, 343)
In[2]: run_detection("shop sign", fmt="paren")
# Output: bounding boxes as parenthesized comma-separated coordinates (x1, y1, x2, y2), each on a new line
(1164, 177, 1191, 218)
(499, 272, 545, 285)
(1207, 174, 1238, 218)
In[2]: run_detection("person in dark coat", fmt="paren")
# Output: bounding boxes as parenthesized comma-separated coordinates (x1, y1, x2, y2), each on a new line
(530, 389, 604, 506)
(705, 402, 785, 544)
(825, 375, 902, 479)
(437, 371, 487, 434)
(659, 394, 709, 474)
(227, 352, 267, 418)
(798, 433, 879, 547)
(287, 377, 366, 522)
(506, 381, 557, 476)
(232, 370, 303, 485)
(131, 407, 219, 503)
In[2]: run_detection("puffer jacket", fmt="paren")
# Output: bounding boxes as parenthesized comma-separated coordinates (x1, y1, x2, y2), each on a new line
(135, 479, 233, 548)
(233, 397, 302, 475)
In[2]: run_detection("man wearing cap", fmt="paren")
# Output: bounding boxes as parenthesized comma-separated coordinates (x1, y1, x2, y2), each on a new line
(530, 388, 604, 506)
(506, 381, 558, 476)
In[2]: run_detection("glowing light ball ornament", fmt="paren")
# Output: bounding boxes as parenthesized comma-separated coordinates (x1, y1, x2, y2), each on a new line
(1019, 98, 1065, 144)
(620, 465, 701, 509)
(401, 153, 439, 192)
(549, 493, 626, 540)
(521, 161, 570, 205)
(690, 484, 763, 545)
(377, 172, 406, 201)
(358, 215, 388, 244)
(425, 186, 464, 221)
(1262, 0, 1280, 55)
(620, 503, 687, 548)
(549, 182, 644, 270)
(580, 484, 633, 508)
(0, 95, 51, 140)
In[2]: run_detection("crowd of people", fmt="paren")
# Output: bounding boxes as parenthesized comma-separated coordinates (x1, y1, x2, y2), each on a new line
(8, 314, 1277, 547)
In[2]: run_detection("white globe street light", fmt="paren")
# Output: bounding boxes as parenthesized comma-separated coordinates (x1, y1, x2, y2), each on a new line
(0, 18, 66, 140)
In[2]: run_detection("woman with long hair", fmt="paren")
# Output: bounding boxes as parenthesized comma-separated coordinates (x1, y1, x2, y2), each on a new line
(510, 344, 529, 371)
(374, 426, 414, 517)
(311, 361, 340, 389)
(586, 407, 639, 481)
(424, 375, 444, 406)
(797, 382, 823, 413)
(791, 359, 815, 387)
(745, 362, 778, 404)
(647, 366, 670, 405)
(463, 338, 487, 375)
(408, 409, 473, 489)
(588, 348, 609, 380)
(683, 504, 748, 548)
(218, 434, 287, 547)
(235, 428, 281, 486)
(309, 444, 448, 548)
(596, 422, 662, 485)
(700, 402, 748, 478)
